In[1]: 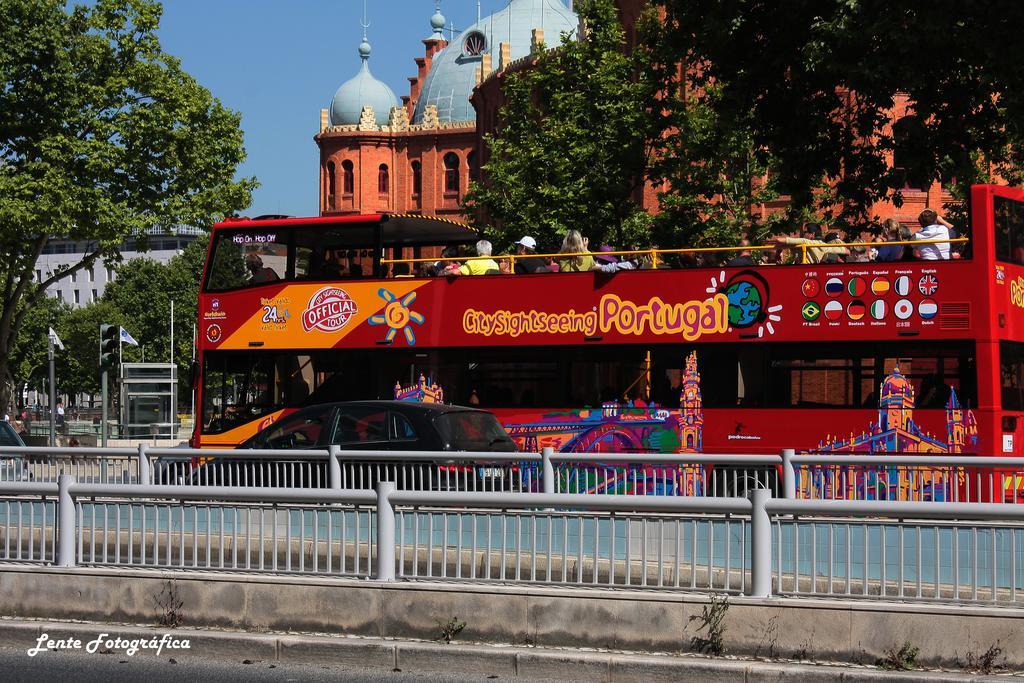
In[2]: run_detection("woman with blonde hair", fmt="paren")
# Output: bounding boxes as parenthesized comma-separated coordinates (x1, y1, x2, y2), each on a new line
(557, 230, 594, 272)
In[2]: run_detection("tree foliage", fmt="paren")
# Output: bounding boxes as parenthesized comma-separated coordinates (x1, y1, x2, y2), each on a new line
(103, 234, 207, 391)
(465, 0, 660, 250)
(8, 294, 67, 400)
(648, 78, 786, 248)
(0, 0, 255, 408)
(655, 1, 1024, 227)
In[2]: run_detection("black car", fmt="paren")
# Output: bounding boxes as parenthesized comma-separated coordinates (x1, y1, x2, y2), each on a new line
(188, 401, 517, 488)
(0, 421, 29, 482)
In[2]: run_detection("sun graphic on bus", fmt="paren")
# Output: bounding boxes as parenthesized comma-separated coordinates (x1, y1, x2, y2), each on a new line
(368, 288, 425, 345)
(705, 270, 782, 337)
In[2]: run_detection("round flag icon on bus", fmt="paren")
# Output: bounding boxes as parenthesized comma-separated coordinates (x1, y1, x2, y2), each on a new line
(870, 299, 886, 320)
(847, 277, 867, 297)
(801, 278, 820, 297)
(801, 301, 821, 321)
(918, 298, 938, 319)
(825, 277, 844, 297)
(894, 275, 912, 296)
(824, 300, 844, 320)
(894, 299, 914, 320)
(847, 299, 866, 320)
(919, 274, 939, 296)
(871, 276, 890, 296)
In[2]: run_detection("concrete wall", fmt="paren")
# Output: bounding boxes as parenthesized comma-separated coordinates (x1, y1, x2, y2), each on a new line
(1, 566, 1021, 669)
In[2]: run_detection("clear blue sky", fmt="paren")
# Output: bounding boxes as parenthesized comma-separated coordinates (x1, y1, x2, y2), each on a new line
(156, 1, 515, 218)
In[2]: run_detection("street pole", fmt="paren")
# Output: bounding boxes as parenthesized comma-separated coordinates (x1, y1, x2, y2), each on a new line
(170, 299, 175, 439)
(190, 322, 196, 434)
(100, 369, 108, 447)
(47, 334, 55, 447)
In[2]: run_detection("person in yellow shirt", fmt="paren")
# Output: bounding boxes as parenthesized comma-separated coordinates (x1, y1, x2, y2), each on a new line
(557, 230, 594, 272)
(450, 240, 500, 276)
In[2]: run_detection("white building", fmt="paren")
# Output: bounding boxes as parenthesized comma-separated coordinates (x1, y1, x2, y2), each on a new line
(36, 227, 204, 307)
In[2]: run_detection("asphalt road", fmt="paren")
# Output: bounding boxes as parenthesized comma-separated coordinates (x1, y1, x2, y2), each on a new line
(0, 646, 560, 683)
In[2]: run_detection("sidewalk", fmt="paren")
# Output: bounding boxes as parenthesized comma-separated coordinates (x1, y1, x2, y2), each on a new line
(0, 618, 1012, 682)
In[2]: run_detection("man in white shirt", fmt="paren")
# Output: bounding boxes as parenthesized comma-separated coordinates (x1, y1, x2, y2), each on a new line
(913, 209, 953, 260)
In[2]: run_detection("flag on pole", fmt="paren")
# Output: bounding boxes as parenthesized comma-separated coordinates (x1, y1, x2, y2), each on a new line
(48, 327, 64, 350)
(119, 327, 139, 346)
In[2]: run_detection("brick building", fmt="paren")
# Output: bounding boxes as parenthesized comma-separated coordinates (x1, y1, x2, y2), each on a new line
(315, 0, 579, 223)
(316, 0, 952, 231)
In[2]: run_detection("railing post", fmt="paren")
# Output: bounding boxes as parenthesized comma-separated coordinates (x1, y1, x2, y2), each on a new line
(137, 443, 150, 485)
(57, 474, 76, 568)
(782, 448, 796, 500)
(542, 447, 554, 495)
(748, 488, 772, 598)
(328, 445, 341, 490)
(375, 481, 396, 581)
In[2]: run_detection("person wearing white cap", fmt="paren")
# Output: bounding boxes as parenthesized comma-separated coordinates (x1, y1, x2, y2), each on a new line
(513, 235, 548, 274)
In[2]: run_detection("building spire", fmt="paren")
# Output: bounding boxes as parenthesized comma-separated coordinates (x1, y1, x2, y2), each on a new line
(430, 1, 446, 40)
(358, 0, 371, 63)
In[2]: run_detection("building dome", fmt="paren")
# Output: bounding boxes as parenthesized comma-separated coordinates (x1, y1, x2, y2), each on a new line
(413, 0, 578, 125)
(329, 39, 400, 127)
(880, 367, 914, 401)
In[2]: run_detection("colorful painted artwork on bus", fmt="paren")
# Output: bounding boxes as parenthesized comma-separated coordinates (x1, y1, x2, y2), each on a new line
(813, 367, 977, 454)
(803, 367, 979, 501)
(507, 352, 706, 495)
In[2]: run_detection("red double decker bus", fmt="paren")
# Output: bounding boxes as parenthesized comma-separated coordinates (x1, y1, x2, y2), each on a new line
(191, 186, 1024, 494)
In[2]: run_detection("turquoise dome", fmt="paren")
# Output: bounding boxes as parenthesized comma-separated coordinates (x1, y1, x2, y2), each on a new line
(330, 40, 400, 127)
(413, 0, 578, 124)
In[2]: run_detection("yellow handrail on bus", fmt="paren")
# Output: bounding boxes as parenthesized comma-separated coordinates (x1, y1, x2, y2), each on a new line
(378, 238, 970, 268)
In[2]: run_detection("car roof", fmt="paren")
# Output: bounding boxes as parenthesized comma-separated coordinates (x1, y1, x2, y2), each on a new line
(293, 400, 486, 416)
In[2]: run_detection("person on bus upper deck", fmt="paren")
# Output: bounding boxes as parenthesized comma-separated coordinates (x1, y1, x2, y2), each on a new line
(591, 245, 636, 273)
(557, 230, 595, 272)
(847, 228, 874, 262)
(770, 223, 832, 264)
(513, 236, 548, 274)
(874, 219, 906, 262)
(245, 253, 279, 283)
(913, 208, 953, 260)
(450, 240, 499, 276)
(820, 232, 849, 263)
(726, 239, 757, 267)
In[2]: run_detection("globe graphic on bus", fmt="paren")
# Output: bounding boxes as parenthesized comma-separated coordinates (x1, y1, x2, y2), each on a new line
(725, 280, 763, 327)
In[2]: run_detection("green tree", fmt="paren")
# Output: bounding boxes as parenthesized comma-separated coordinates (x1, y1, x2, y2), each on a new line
(649, 80, 787, 249)
(0, 0, 256, 409)
(465, 0, 660, 250)
(8, 293, 67, 405)
(55, 301, 123, 399)
(655, 1, 1024, 228)
(102, 234, 208, 401)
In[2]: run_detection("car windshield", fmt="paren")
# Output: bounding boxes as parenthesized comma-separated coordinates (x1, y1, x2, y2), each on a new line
(434, 411, 515, 451)
(0, 423, 23, 447)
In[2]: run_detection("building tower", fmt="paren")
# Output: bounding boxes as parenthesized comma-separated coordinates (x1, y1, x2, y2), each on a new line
(678, 351, 703, 452)
(945, 388, 978, 453)
(877, 367, 915, 432)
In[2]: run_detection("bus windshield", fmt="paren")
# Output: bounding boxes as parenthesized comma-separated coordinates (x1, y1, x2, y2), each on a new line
(204, 216, 478, 292)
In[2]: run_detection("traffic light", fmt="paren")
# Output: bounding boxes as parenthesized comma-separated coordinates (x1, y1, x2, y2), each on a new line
(100, 324, 118, 369)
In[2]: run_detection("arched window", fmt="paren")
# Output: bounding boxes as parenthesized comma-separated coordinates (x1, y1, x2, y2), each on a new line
(467, 151, 479, 183)
(342, 160, 354, 195)
(443, 153, 460, 194)
(411, 161, 422, 196)
(378, 164, 389, 194)
(326, 161, 336, 208)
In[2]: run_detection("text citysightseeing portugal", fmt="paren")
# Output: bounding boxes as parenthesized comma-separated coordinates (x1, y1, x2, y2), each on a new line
(463, 293, 729, 341)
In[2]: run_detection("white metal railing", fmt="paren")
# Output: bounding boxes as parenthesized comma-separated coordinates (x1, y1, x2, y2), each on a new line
(4, 445, 1024, 505)
(1, 478, 1023, 606)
